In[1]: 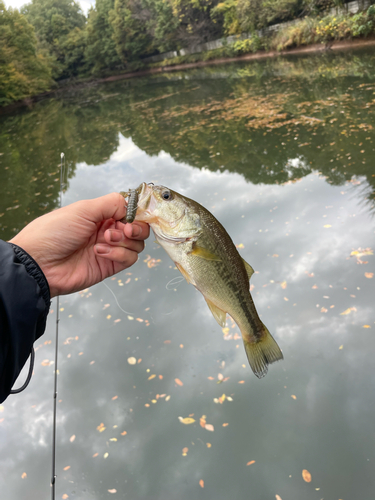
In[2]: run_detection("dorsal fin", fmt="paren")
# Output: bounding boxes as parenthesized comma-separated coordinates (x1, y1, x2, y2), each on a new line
(242, 258, 254, 280)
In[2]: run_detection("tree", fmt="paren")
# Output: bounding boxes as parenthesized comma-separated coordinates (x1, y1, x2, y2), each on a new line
(85, 0, 122, 75)
(109, 0, 154, 64)
(0, 1, 52, 106)
(21, 0, 86, 79)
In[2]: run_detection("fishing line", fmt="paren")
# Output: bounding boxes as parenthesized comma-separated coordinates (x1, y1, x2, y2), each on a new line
(51, 152, 65, 500)
(165, 276, 185, 290)
(102, 280, 134, 315)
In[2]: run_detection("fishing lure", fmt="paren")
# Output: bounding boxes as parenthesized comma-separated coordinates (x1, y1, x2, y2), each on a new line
(120, 189, 139, 223)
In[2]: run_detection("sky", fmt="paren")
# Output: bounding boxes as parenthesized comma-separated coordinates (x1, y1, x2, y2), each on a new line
(5, 0, 95, 15)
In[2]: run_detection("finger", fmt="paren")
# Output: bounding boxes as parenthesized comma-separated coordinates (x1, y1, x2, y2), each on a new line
(122, 221, 150, 240)
(98, 235, 145, 253)
(79, 192, 126, 224)
(94, 245, 140, 267)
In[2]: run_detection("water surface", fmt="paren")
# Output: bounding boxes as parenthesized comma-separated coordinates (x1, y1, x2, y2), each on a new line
(1, 48, 375, 500)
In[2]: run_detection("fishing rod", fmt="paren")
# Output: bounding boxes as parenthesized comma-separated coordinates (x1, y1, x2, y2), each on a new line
(51, 152, 65, 500)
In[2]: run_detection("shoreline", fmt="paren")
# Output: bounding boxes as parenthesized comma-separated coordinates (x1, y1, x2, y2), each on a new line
(2, 36, 375, 114)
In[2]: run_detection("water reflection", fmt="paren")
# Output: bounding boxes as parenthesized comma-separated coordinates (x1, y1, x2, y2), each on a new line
(0, 48, 375, 500)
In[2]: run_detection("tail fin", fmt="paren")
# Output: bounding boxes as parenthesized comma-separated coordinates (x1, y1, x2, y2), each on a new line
(243, 325, 283, 378)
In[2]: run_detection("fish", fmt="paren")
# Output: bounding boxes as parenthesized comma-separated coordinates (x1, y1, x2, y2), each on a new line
(132, 182, 283, 378)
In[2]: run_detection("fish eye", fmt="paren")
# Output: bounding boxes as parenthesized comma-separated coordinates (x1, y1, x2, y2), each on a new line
(162, 189, 172, 200)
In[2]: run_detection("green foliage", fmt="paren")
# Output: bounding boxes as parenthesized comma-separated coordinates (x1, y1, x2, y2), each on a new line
(109, 0, 154, 64)
(85, 0, 122, 75)
(0, 1, 53, 106)
(232, 35, 263, 53)
(21, 0, 86, 79)
(211, 0, 241, 35)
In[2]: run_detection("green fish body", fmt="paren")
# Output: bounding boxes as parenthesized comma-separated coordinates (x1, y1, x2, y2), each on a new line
(134, 182, 283, 378)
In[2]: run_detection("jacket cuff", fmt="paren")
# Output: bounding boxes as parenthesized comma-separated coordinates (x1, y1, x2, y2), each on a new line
(9, 243, 51, 308)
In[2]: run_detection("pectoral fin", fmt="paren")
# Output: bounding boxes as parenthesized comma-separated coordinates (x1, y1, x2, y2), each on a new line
(175, 262, 194, 285)
(242, 258, 254, 280)
(205, 298, 227, 327)
(190, 244, 221, 261)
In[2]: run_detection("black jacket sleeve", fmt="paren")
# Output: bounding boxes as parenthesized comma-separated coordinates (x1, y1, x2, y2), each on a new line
(0, 240, 50, 403)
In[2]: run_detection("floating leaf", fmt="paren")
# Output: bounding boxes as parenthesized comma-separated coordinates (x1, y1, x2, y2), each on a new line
(222, 423, 229, 427)
(280, 281, 287, 289)
(104, 452, 109, 459)
(175, 378, 183, 386)
(199, 479, 204, 488)
(21, 472, 27, 479)
(205, 424, 214, 432)
(121, 431, 127, 436)
(108, 489, 117, 494)
(365, 272, 373, 279)
(92, 453, 98, 458)
(97, 423, 106, 432)
(302, 469, 312, 482)
(148, 374, 156, 380)
(62, 495, 69, 500)
(363, 325, 371, 328)
(127, 357, 137, 365)
(63, 466, 71, 471)
(112, 396, 118, 400)
(291, 395, 297, 400)
(275, 495, 282, 500)
(246, 460, 255, 466)
(340, 307, 357, 315)
(178, 417, 195, 424)
(69, 435, 76, 442)
(182, 447, 189, 456)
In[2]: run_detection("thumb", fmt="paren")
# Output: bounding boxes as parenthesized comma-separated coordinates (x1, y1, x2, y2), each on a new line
(82, 192, 127, 223)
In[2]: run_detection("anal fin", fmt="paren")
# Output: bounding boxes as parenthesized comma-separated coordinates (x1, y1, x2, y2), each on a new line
(205, 298, 227, 327)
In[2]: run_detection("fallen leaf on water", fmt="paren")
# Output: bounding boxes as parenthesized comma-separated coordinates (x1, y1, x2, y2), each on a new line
(69, 435, 75, 442)
(339, 345, 344, 350)
(21, 472, 27, 479)
(275, 495, 282, 500)
(340, 307, 357, 315)
(182, 447, 189, 456)
(63, 466, 70, 471)
(148, 374, 156, 380)
(97, 423, 106, 432)
(247, 460, 255, 466)
(238, 380, 245, 384)
(175, 378, 183, 386)
(108, 489, 117, 494)
(205, 424, 214, 432)
(302, 469, 312, 482)
(200, 416, 206, 428)
(206, 443, 211, 448)
(280, 281, 287, 289)
(291, 395, 297, 400)
(41, 359, 52, 366)
(121, 431, 127, 436)
(109, 438, 117, 442)
(199, 479, 204, 488)
(92, 453, 98, 457)
(104, 452, 109, 459)
(365, 272, 373, 279)
(112, 396, 118, 400)
(62, 495, 69, 500)
(323, 224, 332, 228)
(222, 423, 229, 427)
(127, 357, 137, 365)
(363, 325, 371, 328)
(165, 395, 171, 401)
(178, 417, 195, 424)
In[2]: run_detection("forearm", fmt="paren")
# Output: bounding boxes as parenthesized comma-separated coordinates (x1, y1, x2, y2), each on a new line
(0, 240, 50, 403)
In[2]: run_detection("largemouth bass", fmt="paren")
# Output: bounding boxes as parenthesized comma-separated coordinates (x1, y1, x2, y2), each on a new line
(130, 182, 283, 378)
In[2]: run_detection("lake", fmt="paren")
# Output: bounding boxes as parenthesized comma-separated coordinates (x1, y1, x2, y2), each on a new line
(0, 47, 375, 500)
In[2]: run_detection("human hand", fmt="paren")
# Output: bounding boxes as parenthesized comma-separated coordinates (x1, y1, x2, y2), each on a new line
(9, 193, 150, 298)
